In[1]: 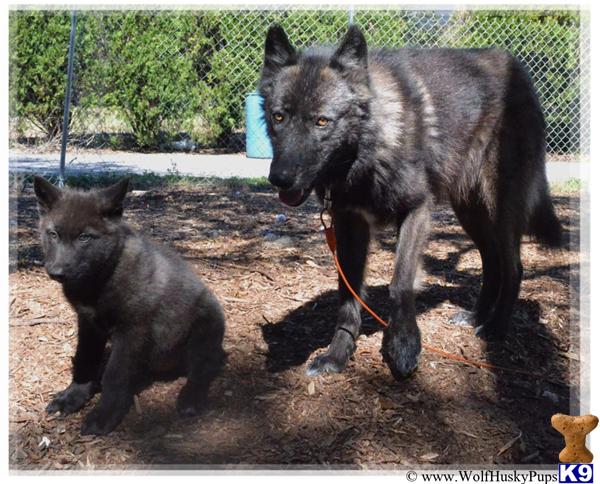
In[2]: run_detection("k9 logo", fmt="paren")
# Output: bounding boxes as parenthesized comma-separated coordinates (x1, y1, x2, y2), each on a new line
(559, 464, 594, 483)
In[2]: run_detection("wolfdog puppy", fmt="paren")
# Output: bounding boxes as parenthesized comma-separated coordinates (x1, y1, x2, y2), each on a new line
(259, 25, 561, 380)
(34, 176, 226, 435)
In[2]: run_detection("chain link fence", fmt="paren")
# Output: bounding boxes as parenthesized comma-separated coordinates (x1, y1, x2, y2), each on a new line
(9, 7, 585, 163)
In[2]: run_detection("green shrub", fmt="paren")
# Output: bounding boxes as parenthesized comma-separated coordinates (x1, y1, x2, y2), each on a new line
(10, 11, 73, 138)
(98, 12, 202, 148)
(9, 9, 582, 153)
(9, 10, 100, 140)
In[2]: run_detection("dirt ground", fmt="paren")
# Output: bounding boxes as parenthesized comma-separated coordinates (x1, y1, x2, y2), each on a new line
(8, 178, 581, 470)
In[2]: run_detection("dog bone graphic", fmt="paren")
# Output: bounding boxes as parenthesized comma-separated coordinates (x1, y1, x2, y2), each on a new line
(551, 413, 598, 463)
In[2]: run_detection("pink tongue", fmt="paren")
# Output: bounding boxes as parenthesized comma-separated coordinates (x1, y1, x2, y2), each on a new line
(278, 189, 304, 207)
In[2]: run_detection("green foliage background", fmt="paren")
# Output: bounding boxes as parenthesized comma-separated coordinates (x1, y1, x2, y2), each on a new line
(9, 9, 582, 153)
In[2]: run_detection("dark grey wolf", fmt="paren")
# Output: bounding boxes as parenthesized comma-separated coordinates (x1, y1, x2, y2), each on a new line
(259, 25, 561, 381)
(33, 176, 226, 435)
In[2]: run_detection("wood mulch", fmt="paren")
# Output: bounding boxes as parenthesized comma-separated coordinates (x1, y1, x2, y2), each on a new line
(8, 179, 580, 469)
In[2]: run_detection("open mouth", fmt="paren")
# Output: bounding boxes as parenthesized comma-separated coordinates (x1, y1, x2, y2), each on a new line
(278, 188, 311, 207)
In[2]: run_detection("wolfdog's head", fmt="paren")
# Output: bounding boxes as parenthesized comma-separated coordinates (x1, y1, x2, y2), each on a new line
(259, 25, 371, 207)
(33, 177, 130, 285)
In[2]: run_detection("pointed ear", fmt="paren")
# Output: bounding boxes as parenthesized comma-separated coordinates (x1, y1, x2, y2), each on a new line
(331, 25, 368, 71)
(264, 24, 297, 71)
(99, 177, 130, 218)
(33, 176, 62, 214)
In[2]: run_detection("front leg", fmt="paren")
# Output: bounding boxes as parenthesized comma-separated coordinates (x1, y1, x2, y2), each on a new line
(381, 201, 430, 380)
(81, 335, 139, 435)
(46, 315, 107, 416)
(307, 209, 370, 376)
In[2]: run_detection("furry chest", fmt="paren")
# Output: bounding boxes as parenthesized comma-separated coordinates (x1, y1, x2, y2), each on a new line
(73, 303, 110, 333)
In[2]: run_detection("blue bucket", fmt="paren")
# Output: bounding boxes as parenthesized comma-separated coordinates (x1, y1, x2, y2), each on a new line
(245, 93, 273, 159)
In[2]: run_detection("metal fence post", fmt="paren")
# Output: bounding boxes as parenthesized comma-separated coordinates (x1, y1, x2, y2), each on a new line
(348, 5, 354, 25)
(58, 10, 77, 188)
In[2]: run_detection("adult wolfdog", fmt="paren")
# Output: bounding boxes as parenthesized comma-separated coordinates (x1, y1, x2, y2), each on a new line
(259, 25, 562, 380)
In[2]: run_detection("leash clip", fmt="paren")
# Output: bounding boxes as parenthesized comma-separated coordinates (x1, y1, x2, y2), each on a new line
(323, 187, 332, 211)
(320, 207, 332, 230)
(320, 186, 336, 252)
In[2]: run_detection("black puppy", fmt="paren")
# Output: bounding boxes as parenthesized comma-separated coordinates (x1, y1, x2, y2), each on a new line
(34, 176, 226, 435)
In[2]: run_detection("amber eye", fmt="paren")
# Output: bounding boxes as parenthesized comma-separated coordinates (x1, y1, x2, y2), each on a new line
(316, 117, 329, 127)
(273, 112, 284, 123)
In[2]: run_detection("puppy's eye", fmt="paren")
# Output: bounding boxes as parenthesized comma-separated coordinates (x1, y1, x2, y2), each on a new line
(316, 117, 330, 127)
(273, 112, 285, 123)
(78, 233, 92, 243)
(46, 230, 58, 240)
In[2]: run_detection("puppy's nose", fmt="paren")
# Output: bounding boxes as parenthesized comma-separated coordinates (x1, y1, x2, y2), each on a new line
(47, 267, 65, 283)
(268, 169, 294, 190)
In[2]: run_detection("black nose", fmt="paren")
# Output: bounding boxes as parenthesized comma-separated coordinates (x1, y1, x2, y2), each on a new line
(268, 169, 294, 190)
(47, 268, 65, 283)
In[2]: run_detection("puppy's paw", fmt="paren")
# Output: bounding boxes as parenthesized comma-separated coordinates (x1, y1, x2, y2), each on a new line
(81, 406, 124, 436)
(177, 405, 200, 418)
(46, 382, 95, 416)
(381, 327, 421, 381)
(448, 310, 477, 327)
(176, 384, 207, 418)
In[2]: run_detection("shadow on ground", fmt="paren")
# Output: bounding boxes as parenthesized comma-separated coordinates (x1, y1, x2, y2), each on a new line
(9, 179, 578, 467)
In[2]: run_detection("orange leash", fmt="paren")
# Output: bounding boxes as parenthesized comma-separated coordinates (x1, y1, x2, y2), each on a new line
(320, 208, 544, 378)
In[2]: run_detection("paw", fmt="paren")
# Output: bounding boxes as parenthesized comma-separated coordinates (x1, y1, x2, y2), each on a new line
(81, 407, 124, 436)
(305, 329, 355, 377)
(177, 405, 200, 418)
(46, 382, 95, 416)
(176, 385, 207, 418)
(475, 323, 507, 342)
(448, 310, 477, 327)
(306, 352, 348, 376)
(381, 327, 421, 380)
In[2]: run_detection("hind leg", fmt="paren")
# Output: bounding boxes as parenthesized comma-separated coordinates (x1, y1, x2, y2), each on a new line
(449, 197, 501, 327)
(177, 299, 226, 417)
(476, 217, 523, 341)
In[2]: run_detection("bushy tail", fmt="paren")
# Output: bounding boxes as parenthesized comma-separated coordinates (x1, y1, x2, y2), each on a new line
(528, 191, 563, 248)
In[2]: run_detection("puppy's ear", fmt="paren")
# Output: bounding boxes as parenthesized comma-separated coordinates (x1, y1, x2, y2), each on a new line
(331, 25, 368, 72)
(33, 176, 62, 215)
(99, 177, 130, 218)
